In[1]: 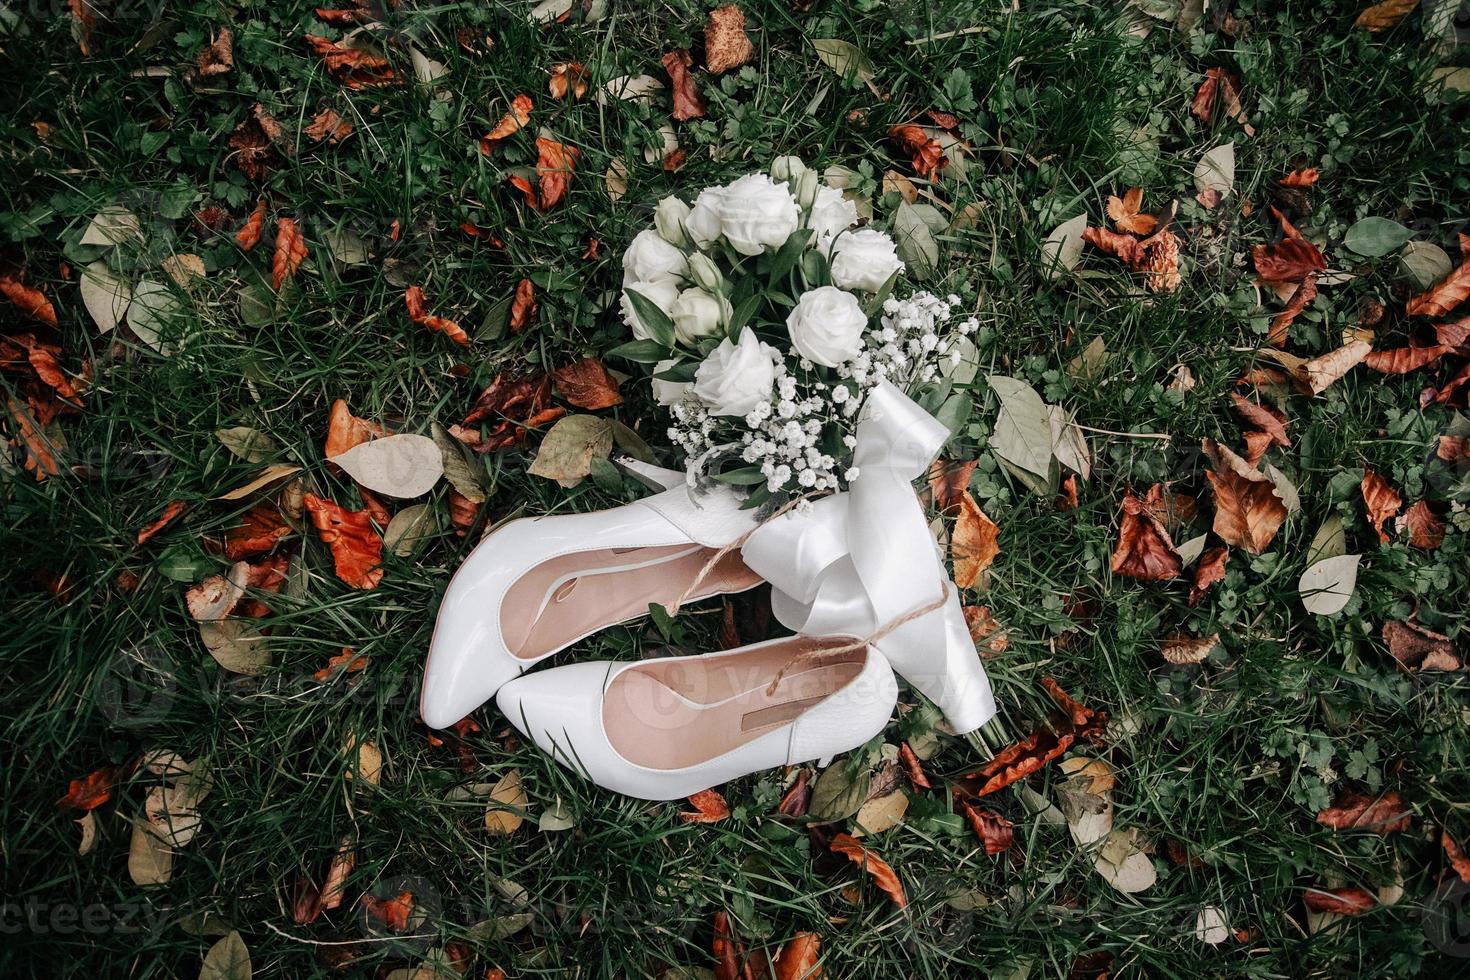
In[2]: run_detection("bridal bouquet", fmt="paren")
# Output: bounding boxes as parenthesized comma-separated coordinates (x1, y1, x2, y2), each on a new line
(614, 157, 978, 505)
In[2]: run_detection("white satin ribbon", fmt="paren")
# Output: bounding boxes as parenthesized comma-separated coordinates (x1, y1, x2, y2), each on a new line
(741, 380, 997, 732)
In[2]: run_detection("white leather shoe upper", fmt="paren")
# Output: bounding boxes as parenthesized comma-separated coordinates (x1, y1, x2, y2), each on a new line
(495, 637, 898, 800)
(420, 483, 760, 729)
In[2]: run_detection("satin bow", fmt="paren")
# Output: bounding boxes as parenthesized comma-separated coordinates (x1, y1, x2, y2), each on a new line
(741, 380, 997, 732)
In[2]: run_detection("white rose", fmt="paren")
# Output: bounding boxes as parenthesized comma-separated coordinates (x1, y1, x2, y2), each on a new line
(622, 228, 688, 286)
(829, 228, 904, 293)
(718, 173, 800, 256)
(670, 287, 729, 345)
(808, 185, 859, 240)
(620, 278, 680, 341)
(786, 286, 868, 367)
(652, 358, 691, 406)
(687, 252, 724, 293)
(685, 186, 725, 250)
(693, 329, 779, 417)
(770, 155, 807, 182)
(654, 196, 690, 247)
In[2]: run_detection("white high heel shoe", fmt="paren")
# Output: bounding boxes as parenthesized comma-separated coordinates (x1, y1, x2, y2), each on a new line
(494, 635, 898, 800)
(420, 462, 764, 729)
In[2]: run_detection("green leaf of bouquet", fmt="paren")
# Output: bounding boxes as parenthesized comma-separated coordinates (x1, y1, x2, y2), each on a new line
(800, 248, 830, 288)
(727, 292, 763, 334)
(710, 466, 768, 486)
(654, 361, 698, 382)
(863, 267, 902, 317)
(766, 228, 812, 287)
(623, 286, 677, 348)
(606, 339, 672, 363)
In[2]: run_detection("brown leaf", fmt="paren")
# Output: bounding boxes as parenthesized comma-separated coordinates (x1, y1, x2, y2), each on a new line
(548, 62, 590, 100)
(1354, 0, 1423, 32)
(962, 604, 1008, 657)
(1142, 228, 1182, 293)
(325, 398, 385, 459)
(533, 136, 580, 211)
(1083, 226, 1145, 267)
(446, 489, 480, 537)
(1110, 488, 1182, 581)
(952, 492, 1000, 589)
(662, 50, 707, 121)
(361, 889, 415, 931)
(1106, 187, 1157, 236)
(1056, 472, 1079, 511)
(1363, 343, 1447, 374)
(57, 765, 123, 811)
(1268, 273, 1318, 347)
(1399, 500, 1445, 550)
(509, 278, 538, 333)
(1203, 440, 1287, 554)
(1303, 886, 1375, 916)
(1408, 235, 1470, 316)
(554, 357, 623, 410)
(1382, 619, 1463, 672)
(1298, 340, 1372, 395)
(194, 27, 234, 79)
(303, 494, 383, 589)
(1189, 546, 1229, 605)
(0, 274, 58, 327)
(777, 768, 812, 817)
(1252, 207, 1326, 284)
(1437, 316, 1470, 351)
(898, 743, 932, 791)
(1360, 469, 1403, 544)
(271, 218, 307, 292)
(236, 199, 266, 251)
(706, 4, 756, 74)
(4, 395, 61, 480)
(957, 799, 1013, 855)
(459, 372, 562, 452)
(772, 931, 822, 980)
(1230, 392, 1290, 449)
(137, 500, 188, 545)
(713, 909, 770, 980)
(679, 788, 731, 824)
(1315, 791, 1412, 835)
(1280, 168, 1319, 188)
(1443, 831, 1470, 884)
(403, 286, 469, 346)
(305, 108, 353, 143)
(228, 114, 283, 181)
(69, 0, 99, 56)
(1161, 632, 1220, 665)
(481, 94, 533, 155)
(829, 832, 907, 908)
(888, 124, 945, 181)
(314, 647, 368, 682)
(304, 35, 397, 88)
(927, 457, 977, 514)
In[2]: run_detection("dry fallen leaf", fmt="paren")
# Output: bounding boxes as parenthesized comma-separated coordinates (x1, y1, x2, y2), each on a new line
(772, 931, 822, 980)
(957, 799, 1014, 855)
(1406, 234, 1470, 318)
(713, 909, 769, 980)
(553, 357, 623, 410)
(302, 493, 383, 589)
(1269, 273, 1318, 346)
(481, 94, 533, 154)
(1161, 632, 1220, 665)
(1398, 500, 1445, 550)
(1106, 187, 1157, 235)
(705, 4, 755, 74)
(236, 199, 266, 251)
(136, 500, 188, 545)
(1442, 831, 1470, 884)
(1363, 343, 1447, 374)
(888, 124, 945, 181)
(1382, 619, 1463, 671)
(404, 285, 469, 346)
(305, 107, 353, 143)
(1189, 546, 1229, 605)
(1203, 440, 1287, 554)
(679, 788, 731, 824)
(271, 218, 307, 292)
(1316, 791, 1412, 835)
(57, 764, 124, 811)
(1360, 469, 1403, 544)
(1253, 207, 1326, 284)
(484, 769, 529, 835)
(1303, 886, 1375, 916)
(548, 62, 589, 100)
(1355, 0, 1424, 32)
(0, 273, 58, 326)
(952, 492, 1000, 589)
(829, 832, 907, 908)
(1110, 487, 1182, 581)
(662, 49, 707, 121)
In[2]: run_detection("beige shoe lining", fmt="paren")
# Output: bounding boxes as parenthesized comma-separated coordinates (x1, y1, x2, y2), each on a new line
(501, 545, 761, 660)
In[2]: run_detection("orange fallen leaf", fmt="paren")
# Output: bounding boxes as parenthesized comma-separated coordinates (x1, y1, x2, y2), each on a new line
(679, 788, 731, 824)
(952, 492, 1000, 589)
(713, 909, 769, 980)
(548, 62, 590, 100)
(898, 743, 932, 790)
(1315, 791, 1412, 835)
(137, 500, 188, 545)
(1083, 225, 1144, 267)
(4, 395, 62, 481)
(1303, 886, 1375, 916)
(1399, 500, 1445, 550)
(236, 199, 266, 251)
(403, 285, 469, 346)
(272, 218, 307, 291)
(534, 136, 580, 211)
(1110, 487, 1182, 581)
(193, 27, 234, 79)
(0, 273, 58, 327)
(772, 933, 820, 980)
(1443, 831, 1470, 884)
(1407, 236, 1470, 318)
(480, 94, 533, 155)
(509, 278, 538, 333)
(829, 832, 907, 908)
(1230, 392, 1290, 449)
(776, 769, 812, 818)
(662, 49, 707, 121)
(1382, 619, 1462, 672)
(69, 0, 99, 56)
(962, 604, 1008, 657)
(706, 4, 756, 75)
(1268, 273, 1318, 347)
(1363, 343, 1447, 374)
(305, 108, 353, 143)
(1106, 188, 1157, 235)
(1360, 469, 1403, 544)
(305, 35, 397, 88)
(927, 457, 977, 514)
(957, 799, 1014, 855)
(303, 493, 384, 589)
(888, 124, 945, 181)
(1253, 207, 1326, 284)
(325, 398, 385, 459)
(360, 889, 415, 931)
(1189, 545, 1229, 605)
(225, 502, 291, 560)
(1203, 439, 1287, 554)
(553, 357, 623, 410)
(314, 647, 368, 682)
(1354, 0, 1421, 32)
(57, 764, 122, 811)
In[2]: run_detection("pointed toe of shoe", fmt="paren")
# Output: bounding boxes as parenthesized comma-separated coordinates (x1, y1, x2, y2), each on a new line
(420, 602, 526, 729)
(496, 663, 615, 767)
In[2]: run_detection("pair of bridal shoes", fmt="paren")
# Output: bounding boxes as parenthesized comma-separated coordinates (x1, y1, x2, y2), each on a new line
(420, 380, 996, 801)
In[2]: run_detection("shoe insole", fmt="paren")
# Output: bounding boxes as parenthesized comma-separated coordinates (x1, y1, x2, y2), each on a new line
(501, 545, 762, 661)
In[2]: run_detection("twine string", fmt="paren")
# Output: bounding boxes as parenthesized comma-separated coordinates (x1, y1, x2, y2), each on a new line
(663, 491, 818, 617)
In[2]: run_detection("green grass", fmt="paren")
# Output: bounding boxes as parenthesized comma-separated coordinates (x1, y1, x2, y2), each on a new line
(3, 0, 1470, 976)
